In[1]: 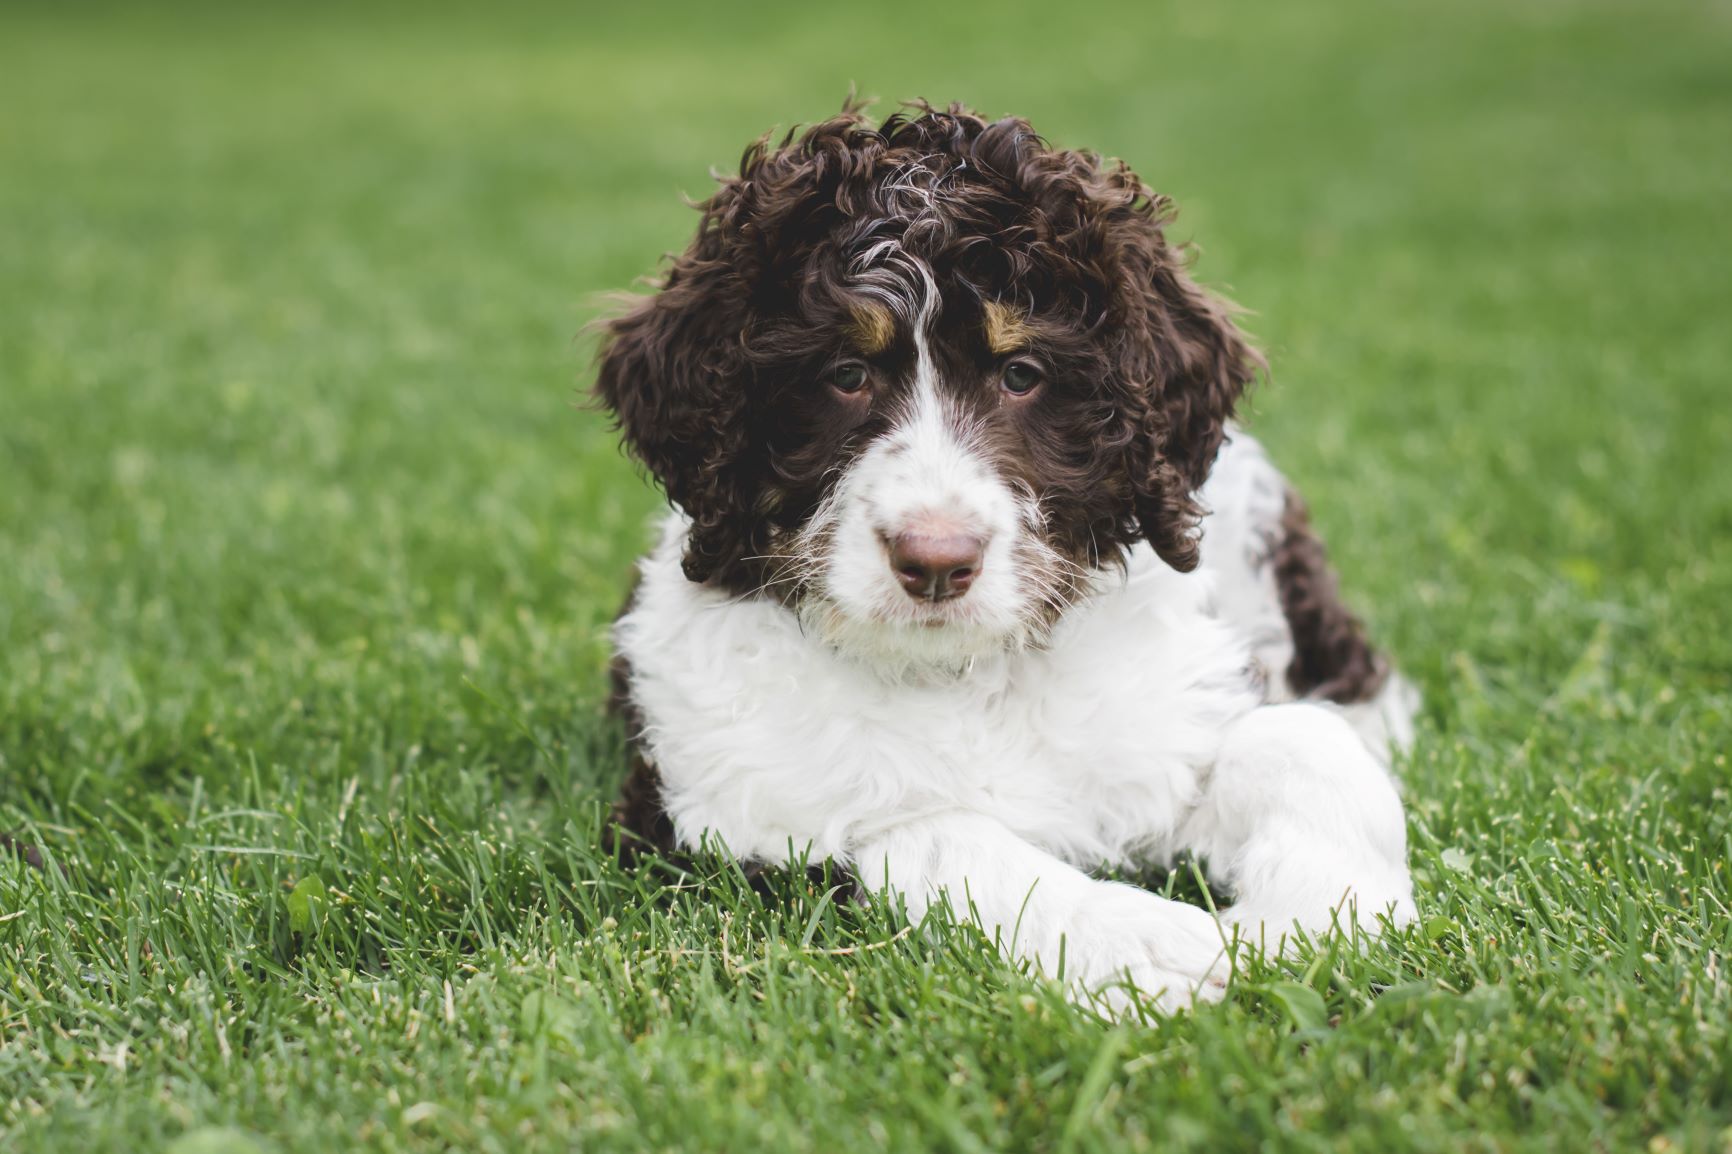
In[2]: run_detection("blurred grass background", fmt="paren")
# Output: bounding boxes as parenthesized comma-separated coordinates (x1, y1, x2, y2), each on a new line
(2, 1, 1730, 1150)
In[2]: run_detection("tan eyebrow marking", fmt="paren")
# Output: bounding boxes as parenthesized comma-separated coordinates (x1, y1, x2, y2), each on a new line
(984, 300, 1032, 355)
(846, 302, 895, 355)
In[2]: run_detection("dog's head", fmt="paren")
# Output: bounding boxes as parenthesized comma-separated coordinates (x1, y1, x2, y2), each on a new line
(596, 103, 1260, 667)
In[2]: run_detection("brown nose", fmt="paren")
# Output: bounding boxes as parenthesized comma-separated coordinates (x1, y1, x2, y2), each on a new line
(888, 531, 985, 602)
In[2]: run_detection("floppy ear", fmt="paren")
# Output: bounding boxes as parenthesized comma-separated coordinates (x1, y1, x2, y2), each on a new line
(1107, 185, 1263, 572)
(595, 109, 880, 585)
(969, 123, 1260, 572)
(593, 189, 758, 584)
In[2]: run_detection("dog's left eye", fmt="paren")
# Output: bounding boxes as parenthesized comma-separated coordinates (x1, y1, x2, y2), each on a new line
(831, 363, 870, 394)
(1002, 361, 1043, 397)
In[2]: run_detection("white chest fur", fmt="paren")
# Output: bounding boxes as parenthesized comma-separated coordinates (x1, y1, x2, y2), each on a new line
(616, 514, 1262, 869)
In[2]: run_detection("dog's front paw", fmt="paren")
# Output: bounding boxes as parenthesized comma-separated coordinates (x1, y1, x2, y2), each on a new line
(1220, 869, 1417, 954)
(1054, 883, 1232, 1017)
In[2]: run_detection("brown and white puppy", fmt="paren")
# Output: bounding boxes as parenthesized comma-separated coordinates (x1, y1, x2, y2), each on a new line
(597, 103, 1416, 1014)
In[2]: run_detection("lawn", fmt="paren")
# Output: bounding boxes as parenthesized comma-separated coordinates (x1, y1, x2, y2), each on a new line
(3, 0, 1730, 1149)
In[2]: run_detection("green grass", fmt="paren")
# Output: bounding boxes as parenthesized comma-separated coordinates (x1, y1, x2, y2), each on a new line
(3, 0, 1730, 1149)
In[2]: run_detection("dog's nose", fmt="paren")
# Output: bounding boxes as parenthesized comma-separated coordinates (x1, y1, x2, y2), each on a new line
(888, 531, 985, 601)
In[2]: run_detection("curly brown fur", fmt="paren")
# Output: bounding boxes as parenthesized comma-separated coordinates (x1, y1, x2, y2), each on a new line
(1273, 490, 1389, 703)
(593, 101, 1262, 597)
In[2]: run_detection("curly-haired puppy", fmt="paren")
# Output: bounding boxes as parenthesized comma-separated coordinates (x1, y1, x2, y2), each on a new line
(597, 103, 1418, 1014)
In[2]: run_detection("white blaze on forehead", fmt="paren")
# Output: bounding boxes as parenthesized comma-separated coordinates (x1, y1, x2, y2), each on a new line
(845, 247, 979, 491)
(874, 259, 999, 533)
(908, 258, 941, 399)
(844, 161, 959, 326)
(848, 237, 931, 325)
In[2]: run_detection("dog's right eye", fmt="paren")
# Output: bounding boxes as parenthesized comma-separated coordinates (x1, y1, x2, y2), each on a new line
(831, 364, 869, 395)
(1001, 360, 1043, 397)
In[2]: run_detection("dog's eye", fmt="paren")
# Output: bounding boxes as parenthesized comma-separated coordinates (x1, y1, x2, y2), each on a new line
(1002, 361, 1043, 397)
(831, 363, 869, 395)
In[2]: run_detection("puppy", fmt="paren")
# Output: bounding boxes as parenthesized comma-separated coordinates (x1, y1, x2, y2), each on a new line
(596, 102, 1417, 1014)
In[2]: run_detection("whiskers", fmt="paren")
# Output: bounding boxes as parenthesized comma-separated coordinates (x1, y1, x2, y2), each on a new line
(721, 546, 823, 607)
(1007, 487, 1099, 645)
(701, 456, 1106, 676)
(717, 493, 843, 609)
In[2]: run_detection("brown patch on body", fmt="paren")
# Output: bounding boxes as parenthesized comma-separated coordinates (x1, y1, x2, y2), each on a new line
(847, 302, 895, 355)
(604, 581, 681, 862)
(1273, 490, 1389, 703)
(610, 750, 681, 861)
(983, 300, 1032, 355)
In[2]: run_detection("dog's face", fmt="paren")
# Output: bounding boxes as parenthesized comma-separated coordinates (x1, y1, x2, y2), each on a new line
(597, 104, 1259, 667)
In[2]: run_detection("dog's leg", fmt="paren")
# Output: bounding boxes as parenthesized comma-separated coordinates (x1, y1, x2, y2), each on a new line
(1180, 703, 1417, 947)
(853, 813, 1230, 1015)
